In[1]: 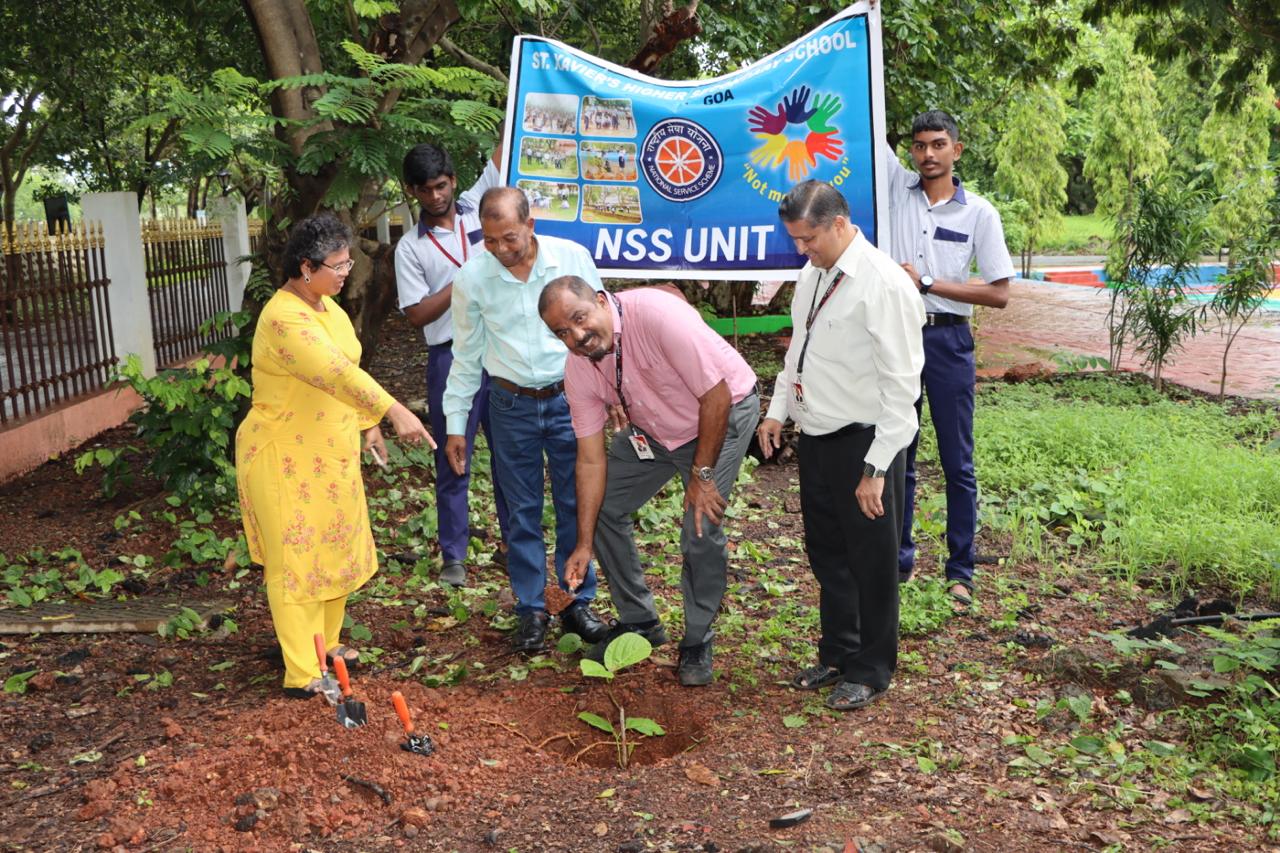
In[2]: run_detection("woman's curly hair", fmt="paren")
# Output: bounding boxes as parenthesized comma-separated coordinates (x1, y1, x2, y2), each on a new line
(282, 213, 352, 280)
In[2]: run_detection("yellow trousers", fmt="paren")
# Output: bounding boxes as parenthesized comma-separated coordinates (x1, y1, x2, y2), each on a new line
(265, 570, 348, 689)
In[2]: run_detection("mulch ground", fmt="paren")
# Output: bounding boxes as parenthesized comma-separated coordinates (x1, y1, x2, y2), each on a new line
(0, 313, 1273, 852)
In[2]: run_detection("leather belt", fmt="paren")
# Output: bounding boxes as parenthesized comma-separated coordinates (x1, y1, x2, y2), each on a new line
(925, 313, 969, 327)
(493, 377, 564, 399)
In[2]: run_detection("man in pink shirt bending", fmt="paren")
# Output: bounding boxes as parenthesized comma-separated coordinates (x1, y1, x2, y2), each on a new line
(539, 277, 759, 686)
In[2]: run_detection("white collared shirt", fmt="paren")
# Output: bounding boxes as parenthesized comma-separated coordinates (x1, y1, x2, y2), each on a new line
(394, 160, 499, 346)
(883, 143, 1015, 317)
(766, 228, 925, 471)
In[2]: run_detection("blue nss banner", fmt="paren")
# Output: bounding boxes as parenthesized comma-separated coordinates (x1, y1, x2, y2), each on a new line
(500, 3, 888, 280)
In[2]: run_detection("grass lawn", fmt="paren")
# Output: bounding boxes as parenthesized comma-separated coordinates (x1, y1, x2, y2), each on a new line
(1038, 212, 1112, 254)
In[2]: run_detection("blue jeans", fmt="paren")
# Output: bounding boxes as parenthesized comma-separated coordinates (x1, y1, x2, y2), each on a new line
(486, 384, 596, 614)
(899, 322, 978, 589)
(426, 344, 509, 562)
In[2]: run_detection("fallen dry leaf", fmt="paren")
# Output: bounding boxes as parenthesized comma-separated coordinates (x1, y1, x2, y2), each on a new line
(593, 822, 608, 837)
(684, 763, 719, 786)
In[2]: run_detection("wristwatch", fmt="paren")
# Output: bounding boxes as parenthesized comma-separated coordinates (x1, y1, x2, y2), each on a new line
(862, 462, 887, 479)
(919, 275, 935, 295)
(695, 466, 715, 482)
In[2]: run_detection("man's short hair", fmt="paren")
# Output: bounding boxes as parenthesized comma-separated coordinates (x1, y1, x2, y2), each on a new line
(402, 143, 453, 186)
(538, 275, 596, 316)
(479, 186, 531, 223)
(777, 180, 849, 229)
(911, 110, 959, 142)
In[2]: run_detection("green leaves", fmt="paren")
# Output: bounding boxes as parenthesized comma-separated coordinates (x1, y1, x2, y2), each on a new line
(604, 634, 653, 672)
(4, 671, 37, 694)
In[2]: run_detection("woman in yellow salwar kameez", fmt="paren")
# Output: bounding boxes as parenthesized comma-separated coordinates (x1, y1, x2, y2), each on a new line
(236, 214, 433, 698)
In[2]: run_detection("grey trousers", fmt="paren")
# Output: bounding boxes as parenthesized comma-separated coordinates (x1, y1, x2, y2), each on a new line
(593, 392, 760, 647)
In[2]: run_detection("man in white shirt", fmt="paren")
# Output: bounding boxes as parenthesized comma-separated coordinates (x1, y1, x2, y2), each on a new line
(757, 180, 925, 711)
(395, 143, 510, 587)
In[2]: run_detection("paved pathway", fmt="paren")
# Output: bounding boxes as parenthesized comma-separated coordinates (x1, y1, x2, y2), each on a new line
(976, 279, 1280, 400)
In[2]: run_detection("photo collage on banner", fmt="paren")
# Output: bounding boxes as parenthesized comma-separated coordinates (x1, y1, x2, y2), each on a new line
(501, 3, 887, 280)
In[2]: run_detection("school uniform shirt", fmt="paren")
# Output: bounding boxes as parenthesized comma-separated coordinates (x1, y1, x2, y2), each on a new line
(883, 143, 1015, 316)
(442, 234, 604, 435)
(765, 228, 925, 472)
(563, 288, 758, 452)
(393, 160, 499, 346)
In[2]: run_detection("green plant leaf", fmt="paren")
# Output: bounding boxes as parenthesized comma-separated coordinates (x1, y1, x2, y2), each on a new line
(781, 714, 808, 729)
(603, 633, 653, 673)
(4, 670, 38, 694)
(1071, 735, 1105, 755)
(578, 711, 614, 734)
(625, 717, 665, 736)
(1024, 744, 1055, 766)
(579, 659, 613, 680)
(917, 755, 938, 774)
(557, 633, 584, 654)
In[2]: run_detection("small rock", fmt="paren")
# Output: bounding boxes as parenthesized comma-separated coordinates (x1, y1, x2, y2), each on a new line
(483, 828, 501, 845)
(28, 672, 57, 692)
(234, 813, 259, 832)
(27, 732, 54, 753)
(617, 841, 646, 853)
(252, 787, 281, 811)
(400, 807, 430, 828)
(161, 718, 184, 739)
(423, 797, 440, 812)
(403, 824, 419, 839)
(95, 833, 116, 850)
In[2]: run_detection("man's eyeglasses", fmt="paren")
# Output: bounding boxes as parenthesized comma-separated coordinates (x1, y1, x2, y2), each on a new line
(321, 259, 355, 274)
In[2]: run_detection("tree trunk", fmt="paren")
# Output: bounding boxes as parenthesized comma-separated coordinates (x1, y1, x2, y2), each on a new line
(627, 0, 701, 74)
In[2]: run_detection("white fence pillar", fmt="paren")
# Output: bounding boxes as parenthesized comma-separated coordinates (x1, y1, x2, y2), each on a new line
(210, 195, 251, 313)
(376, 212, 391, 244)
(81, 192, 155, 377)
(393, 202, 414, 235)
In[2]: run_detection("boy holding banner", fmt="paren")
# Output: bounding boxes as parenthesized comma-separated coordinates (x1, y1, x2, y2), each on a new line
(395, 143, 511, 588)
(883, 111, 1015, 611)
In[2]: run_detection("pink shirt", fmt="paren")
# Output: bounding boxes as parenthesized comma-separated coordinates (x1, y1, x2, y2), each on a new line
(565, 288, 757, 451)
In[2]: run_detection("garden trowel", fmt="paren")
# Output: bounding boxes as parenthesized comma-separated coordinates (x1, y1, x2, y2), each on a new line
(332, 656, 368, 728)
(391, 691, 435, 756)
(312, 633, 342, 706)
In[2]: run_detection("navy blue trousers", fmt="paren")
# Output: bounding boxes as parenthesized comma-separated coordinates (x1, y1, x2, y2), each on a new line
(899, 322, 978, 589)
(486, 384, 597, 615)
(426, 343, 510, 563)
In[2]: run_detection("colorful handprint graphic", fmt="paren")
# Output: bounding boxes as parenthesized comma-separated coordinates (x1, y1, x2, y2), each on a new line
(745, 87, 844, 181)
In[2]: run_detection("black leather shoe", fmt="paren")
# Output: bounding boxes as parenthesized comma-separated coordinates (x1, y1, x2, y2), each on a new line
(512, 610, 549, 653)
(560, 603, 613, 644)
(676, 639, 714, 686)
(584, 621, 670, 663)
(440, 559, 467, 587)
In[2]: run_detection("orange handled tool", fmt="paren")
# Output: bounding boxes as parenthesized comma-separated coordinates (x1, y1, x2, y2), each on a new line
(312, 634, 341, 705)
(332, 657, 367, 727)
(391, 690, 434, 755)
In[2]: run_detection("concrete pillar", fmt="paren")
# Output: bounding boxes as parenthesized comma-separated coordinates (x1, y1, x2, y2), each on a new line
(393, 202, 414, 235)
(210, 196, 250, 313)
(376, 212, 391, 244)
(81, 192, 155, 377)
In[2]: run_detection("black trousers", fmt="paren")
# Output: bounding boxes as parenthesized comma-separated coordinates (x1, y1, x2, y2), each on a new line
(798, 425, 906, 691)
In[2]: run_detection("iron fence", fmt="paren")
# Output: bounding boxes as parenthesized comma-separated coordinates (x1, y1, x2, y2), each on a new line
(0, 222, 117, 425)
(142, 219, 230, 367)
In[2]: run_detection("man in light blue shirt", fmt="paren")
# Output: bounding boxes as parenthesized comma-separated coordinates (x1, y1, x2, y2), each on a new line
(443, 186, 610, 652)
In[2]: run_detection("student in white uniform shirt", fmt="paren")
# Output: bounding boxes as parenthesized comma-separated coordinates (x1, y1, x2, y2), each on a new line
(757, 180, 924, 711)
(394, 143, 510, 587)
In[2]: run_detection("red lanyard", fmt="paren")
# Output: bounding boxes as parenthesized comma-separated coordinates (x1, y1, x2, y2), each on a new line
(797, 269, 847, 376)
(425, 217, 469, 268)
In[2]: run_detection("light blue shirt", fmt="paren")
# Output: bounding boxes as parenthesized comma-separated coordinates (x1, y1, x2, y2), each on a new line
(443, 233, 604, 435)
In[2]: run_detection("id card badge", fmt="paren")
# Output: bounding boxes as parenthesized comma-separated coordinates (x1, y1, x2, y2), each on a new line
(792, 380, 809, 414)
(629, 429, 655, 460)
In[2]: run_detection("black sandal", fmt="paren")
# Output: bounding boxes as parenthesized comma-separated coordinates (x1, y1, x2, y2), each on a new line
(791, 664, 842, 691)
(949, 587, 973, 613)
(826, 681, 884, 711)
(282, 678, 324, 700)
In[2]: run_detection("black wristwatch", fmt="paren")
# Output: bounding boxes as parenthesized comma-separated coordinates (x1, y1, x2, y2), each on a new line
(919, 275, 935, 295)
(862, 462, 887, 479)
